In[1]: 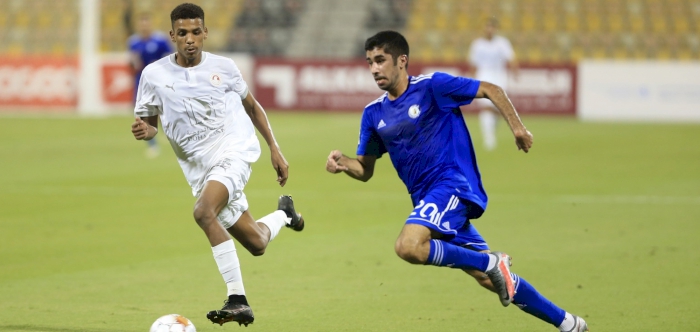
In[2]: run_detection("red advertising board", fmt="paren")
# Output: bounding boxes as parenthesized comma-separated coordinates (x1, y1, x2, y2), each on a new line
(0, 57, 78, 110)
(102, 63, 134, 104)
(253, 58, 577, 114)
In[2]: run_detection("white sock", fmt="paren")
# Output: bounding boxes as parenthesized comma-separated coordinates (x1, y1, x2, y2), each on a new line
(485, 253, 497, 271)
(257, 210, 290, 242)
(212, 239, 245, 296)
(479, 110, 497, 150)
(558, 312, 576, 331)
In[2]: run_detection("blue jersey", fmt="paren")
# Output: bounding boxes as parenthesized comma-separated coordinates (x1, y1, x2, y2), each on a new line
(128, 33, 172, 88)
(357, 72, 488, 218)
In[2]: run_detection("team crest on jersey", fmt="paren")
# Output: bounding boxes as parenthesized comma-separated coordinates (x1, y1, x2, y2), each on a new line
(408, 104, 421, 119)
(210, 73, 222, 86)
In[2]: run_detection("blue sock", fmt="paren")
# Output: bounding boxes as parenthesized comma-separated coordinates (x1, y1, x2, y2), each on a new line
(511, 273, 566, 327)
(427, 239, 490, 271)
(147, 139, 157, 147)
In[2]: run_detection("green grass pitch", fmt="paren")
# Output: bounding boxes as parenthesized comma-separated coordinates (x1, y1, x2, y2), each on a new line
(0, 113, 698, 331)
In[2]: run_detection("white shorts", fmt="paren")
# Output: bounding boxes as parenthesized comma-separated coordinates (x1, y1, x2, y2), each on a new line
(197, 156, 252, 229)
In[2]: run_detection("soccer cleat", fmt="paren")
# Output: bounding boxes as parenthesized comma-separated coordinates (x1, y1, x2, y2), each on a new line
(485, 251, 515, 307)
(206, 300, 254, 327)
(563, 315, 589, 332)
(278, 195, 304, 231)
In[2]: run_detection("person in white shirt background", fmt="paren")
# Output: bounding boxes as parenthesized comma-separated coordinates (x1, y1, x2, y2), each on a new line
(468, 18, 519, 151)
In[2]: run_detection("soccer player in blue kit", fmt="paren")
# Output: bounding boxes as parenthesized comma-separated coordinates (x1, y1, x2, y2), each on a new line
(128, 12, 173, 158)
(325, 31, 589, 332)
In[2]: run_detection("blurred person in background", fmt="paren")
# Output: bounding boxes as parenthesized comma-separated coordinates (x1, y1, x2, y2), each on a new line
(468, 17, 518, 151)
(127, 12, 173, 158)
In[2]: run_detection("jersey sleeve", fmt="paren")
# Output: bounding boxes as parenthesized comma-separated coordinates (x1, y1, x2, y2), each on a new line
(226, 59, 249, 99)
(431, 72, 481, 110)
(134, 72, 162, 117)
(356, 108, 387, 157)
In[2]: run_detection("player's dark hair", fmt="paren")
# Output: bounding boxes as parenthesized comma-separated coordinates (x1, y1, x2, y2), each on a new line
(365, 31, 410, 69)
(170, 3, 205, 26)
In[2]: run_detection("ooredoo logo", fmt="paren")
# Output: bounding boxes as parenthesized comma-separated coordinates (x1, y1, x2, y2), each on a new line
(0, 63, 77, 105)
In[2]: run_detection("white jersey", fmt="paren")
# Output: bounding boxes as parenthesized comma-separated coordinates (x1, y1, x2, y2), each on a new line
(135, 52, 260, 195)
(468, 35, 514, 88)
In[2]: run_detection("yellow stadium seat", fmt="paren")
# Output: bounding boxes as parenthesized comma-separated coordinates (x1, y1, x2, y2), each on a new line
(542, 16, 558, 32)
(651, 18, 668, 33)
(564, 15, 579, 32)
(608, 18, 624, 33)
(629, 16, 645, 32)
(442, 46, 459, 63)
(454, 13, 470, 31)
(673, 18, 690, 33)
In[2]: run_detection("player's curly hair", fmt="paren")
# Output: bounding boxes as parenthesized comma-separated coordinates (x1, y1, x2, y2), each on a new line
(365, 31, 410, 69)
(170, 3, 205, 26)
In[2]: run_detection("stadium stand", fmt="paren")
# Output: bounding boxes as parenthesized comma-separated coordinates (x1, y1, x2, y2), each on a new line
(0, 0, 696, 62)
(227, 0, 305, 56)
(403, 0, 699, 63)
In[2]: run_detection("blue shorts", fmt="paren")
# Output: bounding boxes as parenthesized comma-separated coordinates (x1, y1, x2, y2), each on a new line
(405, 186, 489, 251)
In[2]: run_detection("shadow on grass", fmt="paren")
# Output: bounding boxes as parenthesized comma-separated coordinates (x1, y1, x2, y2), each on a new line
(0, 326, 116, 332)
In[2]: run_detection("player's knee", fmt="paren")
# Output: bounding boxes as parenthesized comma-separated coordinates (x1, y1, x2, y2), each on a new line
(394, 237, 428, 264)
(248, 246, 266, 256)
(192, 204, 217, 228)
(242, 237, 268, 257)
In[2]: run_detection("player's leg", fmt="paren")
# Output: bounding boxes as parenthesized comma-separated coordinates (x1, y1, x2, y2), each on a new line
(198, 159, 256, 326)
(193, 180, 233, 247)
(464, 267, 588, 332)
(395, 187, 515, 305)
(456, 223, 588, 332)
(225, 195, 304, 256)
(478, 102, 498, 151)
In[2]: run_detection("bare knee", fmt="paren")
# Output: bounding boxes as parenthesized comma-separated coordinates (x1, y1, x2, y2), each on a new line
(236, 234, 267, 256)
(247, 242, 266, 256)
(193, 203, 218, 228)
(394, 236, 429, 264)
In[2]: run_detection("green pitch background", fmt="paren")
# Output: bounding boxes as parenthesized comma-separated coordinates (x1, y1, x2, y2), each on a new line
(0, 113, 698, 331)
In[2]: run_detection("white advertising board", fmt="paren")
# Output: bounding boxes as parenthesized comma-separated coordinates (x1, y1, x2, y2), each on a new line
(578, 60, 700, 122)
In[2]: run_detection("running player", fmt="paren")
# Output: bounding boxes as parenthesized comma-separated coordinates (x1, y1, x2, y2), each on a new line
(130, 3, 304, 327)
(326, 31, 588, 332)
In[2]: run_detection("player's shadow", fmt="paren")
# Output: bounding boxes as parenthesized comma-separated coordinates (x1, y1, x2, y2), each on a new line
(0, 325, 115, 332)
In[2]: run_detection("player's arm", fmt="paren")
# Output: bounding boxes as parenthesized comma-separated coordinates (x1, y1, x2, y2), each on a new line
(241, 92, 290, 186)
(131, 115, 158, 140)
(326, 150, 376, 182)
(474, 81, 532, 152)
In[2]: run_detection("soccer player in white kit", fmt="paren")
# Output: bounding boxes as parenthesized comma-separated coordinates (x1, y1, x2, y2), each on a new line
(130, 3, 304, 327)
(468, 18, 519, 151)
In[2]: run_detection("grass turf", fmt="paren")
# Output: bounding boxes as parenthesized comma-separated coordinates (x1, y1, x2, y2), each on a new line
(0, 113, 698, 331)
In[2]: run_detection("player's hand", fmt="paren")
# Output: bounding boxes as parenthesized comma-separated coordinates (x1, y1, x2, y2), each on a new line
(131, 117, 149, 140)
(514, 129, 533, 153)
(326, 150, 348, 173)
(270, 147, 289, 187)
